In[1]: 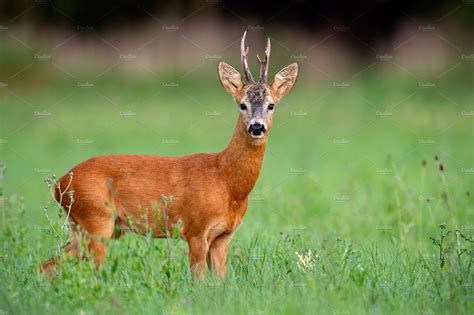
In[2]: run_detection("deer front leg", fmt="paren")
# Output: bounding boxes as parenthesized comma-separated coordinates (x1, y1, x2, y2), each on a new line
(188, 236, 209, 280)
(207, 233, 231, 279)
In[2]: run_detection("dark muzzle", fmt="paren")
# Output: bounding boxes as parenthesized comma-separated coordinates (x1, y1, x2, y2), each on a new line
(248, 123, 266, 136)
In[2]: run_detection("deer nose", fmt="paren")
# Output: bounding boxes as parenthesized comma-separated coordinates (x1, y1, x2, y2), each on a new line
(248, 123, 266, 136)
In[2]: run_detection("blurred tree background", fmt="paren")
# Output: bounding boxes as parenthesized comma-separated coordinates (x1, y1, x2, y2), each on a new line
(1, 0, 473, 36)
(1, 1, 473, 55)
(1, 0, 473, 81)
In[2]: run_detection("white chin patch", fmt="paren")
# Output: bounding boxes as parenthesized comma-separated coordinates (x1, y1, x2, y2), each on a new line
(250, 134, 265, 139)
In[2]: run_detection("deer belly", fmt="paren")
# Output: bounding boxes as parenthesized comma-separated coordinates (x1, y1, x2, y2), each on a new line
(110, 177, 184, 235)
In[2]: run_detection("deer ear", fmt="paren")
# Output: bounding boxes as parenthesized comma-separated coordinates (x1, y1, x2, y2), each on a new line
(270, 63, 298, 100)
(218, 62, 244, 98)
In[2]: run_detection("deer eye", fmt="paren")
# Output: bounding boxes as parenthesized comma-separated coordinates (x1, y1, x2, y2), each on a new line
(240, 104, 247, 111)
(268, 104, 275, 111)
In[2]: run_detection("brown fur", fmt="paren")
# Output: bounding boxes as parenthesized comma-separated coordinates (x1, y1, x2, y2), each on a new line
(42, 50, 297, 280)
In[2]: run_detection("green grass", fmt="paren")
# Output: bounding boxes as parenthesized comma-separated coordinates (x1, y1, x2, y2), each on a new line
(0, 66, 473, 314)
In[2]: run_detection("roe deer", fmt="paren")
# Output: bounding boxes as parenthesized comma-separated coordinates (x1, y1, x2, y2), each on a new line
(42, 31, 298, 279)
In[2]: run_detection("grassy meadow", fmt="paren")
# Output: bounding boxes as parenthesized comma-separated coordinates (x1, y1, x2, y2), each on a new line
(0, 61, 473, 314)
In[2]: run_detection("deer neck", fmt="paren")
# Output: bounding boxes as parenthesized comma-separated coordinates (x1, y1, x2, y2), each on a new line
(218, 116, 267, 201)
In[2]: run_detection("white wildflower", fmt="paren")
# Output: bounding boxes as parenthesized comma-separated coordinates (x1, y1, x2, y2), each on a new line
(295, 249, 318, 272)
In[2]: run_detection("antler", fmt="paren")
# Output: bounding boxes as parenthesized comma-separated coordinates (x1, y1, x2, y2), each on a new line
(241, 31, 254, 83)
(257, 37, 271, 84)
(240, 32, 272, 84)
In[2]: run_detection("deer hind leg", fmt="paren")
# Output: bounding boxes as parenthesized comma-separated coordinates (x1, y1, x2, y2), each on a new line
(42, 216, 115, 274)
(41, 223, 81, 276)
(41, 191, 117, 275)
(76, 211, 115, 270)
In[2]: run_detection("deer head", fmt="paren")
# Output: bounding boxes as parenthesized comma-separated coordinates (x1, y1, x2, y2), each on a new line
(218, 31, 298, 144)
